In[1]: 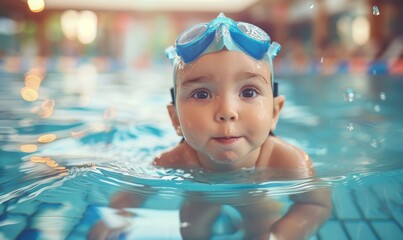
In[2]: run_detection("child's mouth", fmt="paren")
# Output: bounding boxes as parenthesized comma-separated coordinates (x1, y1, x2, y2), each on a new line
(213, 136, 240, 144)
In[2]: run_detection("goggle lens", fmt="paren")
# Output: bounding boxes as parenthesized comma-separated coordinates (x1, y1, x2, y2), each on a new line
(236, 22, 270, 42)
(177, 24, 208, 45)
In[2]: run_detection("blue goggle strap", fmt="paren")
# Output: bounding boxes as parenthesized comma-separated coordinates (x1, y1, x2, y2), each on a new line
(165, 45, 178, 65)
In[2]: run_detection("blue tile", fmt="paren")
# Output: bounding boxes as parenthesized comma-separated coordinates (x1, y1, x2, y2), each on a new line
(7, 200, 41, 216)
(0, 203, 4, 215)
(67, 232, 87, 240)
(67, 205, 102, 238)
(354, 189, 390, 219)
(344, 221, 377, 240)
(17, 229, 40, 240)
(371, 182, 403, 227)
(371, 180, 401, 201)
(29, 202, 84, 239)
(318, 220, 349, 240)
(332, 189, 361, 219)
(371, 221, 403, 240)
(0, 213, 27, 240)
(390, 209, 403, 228)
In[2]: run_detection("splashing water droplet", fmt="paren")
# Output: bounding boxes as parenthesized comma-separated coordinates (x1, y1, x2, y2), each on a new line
(161, 175, 177, 181)
(370, 139, 378, 148)
(379, 92, 386, 101)
(180, 222, 191, 228)
(256, 61, 262, 69)
(372, 6, 380, 16)
(347, 123, 354, 131)
(173, 176, 184, 181)
(309, 3, 314, 9)
(177, 59, 185, 70)
(320, 57, 324, 64)
(343, 89, 356, 102)
(373, 104, 381, 112)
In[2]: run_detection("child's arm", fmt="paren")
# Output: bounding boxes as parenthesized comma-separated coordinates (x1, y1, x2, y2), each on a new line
(267, 140, 333, 239)
(88, 189, 153, 239)
(269, 186, 332, 240)
(89, 142, 195, 240)
(233, 185, 331, 240)
(180, 195, 222, 239)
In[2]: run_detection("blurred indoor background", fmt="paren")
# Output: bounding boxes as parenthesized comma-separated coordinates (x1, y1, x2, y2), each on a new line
(0, 0, 402, 75)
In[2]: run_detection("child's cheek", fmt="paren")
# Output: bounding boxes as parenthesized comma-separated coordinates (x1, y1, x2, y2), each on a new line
(178, 106, 206, 133)
(250, 99, 272, 121)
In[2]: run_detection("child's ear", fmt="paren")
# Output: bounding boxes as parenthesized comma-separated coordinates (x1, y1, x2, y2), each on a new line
(271, 95, 285, 131)
(167, 104, 183, 136)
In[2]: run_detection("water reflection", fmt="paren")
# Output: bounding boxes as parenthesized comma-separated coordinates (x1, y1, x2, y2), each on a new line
(37, 133, 57, 143)
(88, 167, 332, 240)
(19, 144, 37, 153)
(35, 99, 56, 118)
(20, 87, 39, 102)
(20, 67, 45, 102)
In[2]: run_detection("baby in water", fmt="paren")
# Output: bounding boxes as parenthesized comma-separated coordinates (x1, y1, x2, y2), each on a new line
(158, 13, 303, 172)
(154, 13, 331, 239)
(91, 13, 331, 240)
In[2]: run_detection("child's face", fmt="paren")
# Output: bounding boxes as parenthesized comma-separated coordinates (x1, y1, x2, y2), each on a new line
(169, 50, 283, 170)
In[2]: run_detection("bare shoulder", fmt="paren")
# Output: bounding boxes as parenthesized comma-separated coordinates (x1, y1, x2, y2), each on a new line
(152, 141, 200, 168)
(265, 136, 313, 175)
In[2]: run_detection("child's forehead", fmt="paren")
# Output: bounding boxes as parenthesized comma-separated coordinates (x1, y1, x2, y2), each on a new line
(176, 51, 271, 82)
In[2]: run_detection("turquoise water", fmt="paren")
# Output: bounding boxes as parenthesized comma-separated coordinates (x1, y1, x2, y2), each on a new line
(0, 69, 402, 239)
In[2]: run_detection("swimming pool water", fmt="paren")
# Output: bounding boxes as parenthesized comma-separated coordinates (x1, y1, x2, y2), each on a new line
(0, 69, 402, 239)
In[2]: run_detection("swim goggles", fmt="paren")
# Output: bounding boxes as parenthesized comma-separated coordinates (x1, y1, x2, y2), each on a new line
(165, 13, 281, 103)
(166, 13, 280, 64)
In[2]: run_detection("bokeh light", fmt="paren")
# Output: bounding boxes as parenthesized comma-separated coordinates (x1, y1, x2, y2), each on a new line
(61, 10, 98, 44)
(20, 144, 38, 153)
(24, 74, 42, 90)
(21, 87, 39, 102)
(77, 11, 98, 44)
(60, 10, 79, 40)
(30, 156, 49, 163)
(352, 16, 370, 46)
(71, 130, 85, 138)
(27, 0, 45, 13)
(30, 156, 66, 171)
(38, 133, 57, 143)
(39, 99, 55, 118)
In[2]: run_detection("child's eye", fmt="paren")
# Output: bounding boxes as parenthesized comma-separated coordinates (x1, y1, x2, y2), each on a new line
(191, 90, 210, 99)
(240, 88, 258, 98)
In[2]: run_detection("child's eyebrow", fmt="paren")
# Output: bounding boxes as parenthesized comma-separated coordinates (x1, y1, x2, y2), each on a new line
(180, 76, 209, 87)
(180, 72, 269, 86)
(241, 72, 269, 85)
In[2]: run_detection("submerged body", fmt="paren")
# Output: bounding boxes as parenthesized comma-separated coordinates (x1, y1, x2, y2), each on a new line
(151, 50, 330, 239)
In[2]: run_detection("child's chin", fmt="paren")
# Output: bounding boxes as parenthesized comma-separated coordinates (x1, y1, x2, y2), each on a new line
(211, 153, 241, 165)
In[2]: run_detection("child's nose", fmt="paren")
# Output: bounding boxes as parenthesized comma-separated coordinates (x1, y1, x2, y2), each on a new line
(215, 96, 239, 122)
